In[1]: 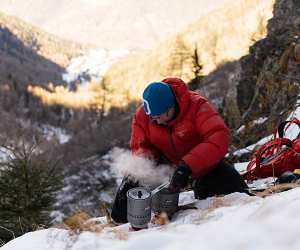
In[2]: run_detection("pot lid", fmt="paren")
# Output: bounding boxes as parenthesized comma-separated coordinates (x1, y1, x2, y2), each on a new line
(127, 187, 151, 199)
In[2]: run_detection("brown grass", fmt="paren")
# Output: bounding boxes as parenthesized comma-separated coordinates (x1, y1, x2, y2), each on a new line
(254, 182, 300, 198)
(62, 211, 111, 234)
(151, 212, 170, 226)
(111, 229, 129, 240)
(27, 83, 103, 109)
(57, 208, 124, 239)
(27, 80, 134, 111)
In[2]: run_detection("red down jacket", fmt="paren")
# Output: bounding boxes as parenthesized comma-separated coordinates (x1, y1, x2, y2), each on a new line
(130, 77, 230, 178)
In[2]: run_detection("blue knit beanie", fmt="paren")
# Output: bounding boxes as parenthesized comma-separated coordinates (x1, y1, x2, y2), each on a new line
(142, 82, 175, 116)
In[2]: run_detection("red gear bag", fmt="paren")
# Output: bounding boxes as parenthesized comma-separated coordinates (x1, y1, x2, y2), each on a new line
(243, 118, 300, 182)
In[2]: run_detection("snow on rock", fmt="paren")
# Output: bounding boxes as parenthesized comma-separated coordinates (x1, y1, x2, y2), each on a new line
(4, 188, 300, 250)
(253, 117, 268, 125)
(233, 134, 273, 157)
(234, 162, 249, 173)
(62, 48, 130, 86)
(288, 96, 300, 121)
(0, 147, 12, 162)
(247, 177, 276, 190)
(41, 125, 71, 144)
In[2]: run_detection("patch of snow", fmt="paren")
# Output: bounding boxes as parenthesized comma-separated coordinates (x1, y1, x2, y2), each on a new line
(99, 192, 113, 203)
(247, 177, 276, 191)
(233, 135, 273, 157)
(0, 147, 12, 162)
(62, 48, 130, 86)
(236, 117, 267, 135)
(234, 162, 249, 173)
(4, 188, 300, 250)
(50, 211, 65, 224)
(288, 97, 300, 120)
(236, 125, 245, 134)
(41, 125, 71, 144)
(253, 117, 268, 125)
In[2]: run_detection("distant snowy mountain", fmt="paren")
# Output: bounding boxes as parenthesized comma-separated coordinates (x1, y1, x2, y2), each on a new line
(0, 0, 228, 49)
(62, 48, 130, 86)
(3, 188, 300, 250)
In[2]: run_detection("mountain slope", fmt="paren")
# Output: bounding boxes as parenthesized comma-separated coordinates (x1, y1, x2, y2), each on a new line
(0, 11, 86, 145)
(100, 0, 274, 108)
(0, 11, 85, 88)
(0, 12, 85, 67)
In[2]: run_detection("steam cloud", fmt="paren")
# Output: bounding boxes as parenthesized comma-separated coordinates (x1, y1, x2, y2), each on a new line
(107, 147, 174, 186)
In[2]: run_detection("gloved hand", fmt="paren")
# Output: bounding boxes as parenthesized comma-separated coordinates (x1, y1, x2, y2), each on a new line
(169, 163, 192, 192)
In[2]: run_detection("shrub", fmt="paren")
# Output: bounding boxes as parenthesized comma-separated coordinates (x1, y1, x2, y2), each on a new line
(0, 141, 63, 243)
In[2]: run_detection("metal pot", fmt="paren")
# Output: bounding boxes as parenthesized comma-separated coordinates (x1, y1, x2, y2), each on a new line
(127, 187, 151, 229)
(151, 188, 179, 217)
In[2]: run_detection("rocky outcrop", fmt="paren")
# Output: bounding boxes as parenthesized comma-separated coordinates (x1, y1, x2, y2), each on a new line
(231, 0, 300, 151)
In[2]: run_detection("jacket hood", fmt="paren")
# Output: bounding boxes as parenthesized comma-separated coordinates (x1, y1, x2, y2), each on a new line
(161, 77, 191, 124)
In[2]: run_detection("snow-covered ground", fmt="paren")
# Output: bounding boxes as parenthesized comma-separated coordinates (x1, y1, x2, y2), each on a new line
(3, 187, 300, 250)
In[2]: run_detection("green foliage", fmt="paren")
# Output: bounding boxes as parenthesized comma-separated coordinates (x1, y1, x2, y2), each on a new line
(0, 142, 63, 243)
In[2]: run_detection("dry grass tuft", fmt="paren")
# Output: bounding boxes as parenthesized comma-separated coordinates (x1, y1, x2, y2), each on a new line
(112, 229, 129, 241)
(62, 211, 106, 234)
(207, 196, 227, 212)
(254, 182, 300, 198)
(63, 211, 91, 230)
(151, 212, 170, 226)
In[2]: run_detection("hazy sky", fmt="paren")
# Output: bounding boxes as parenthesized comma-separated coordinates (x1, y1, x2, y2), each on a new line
(0, 0, 228, 49)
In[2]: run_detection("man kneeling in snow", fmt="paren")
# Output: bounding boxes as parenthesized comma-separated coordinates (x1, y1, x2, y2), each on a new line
(111, 77, 249, 223)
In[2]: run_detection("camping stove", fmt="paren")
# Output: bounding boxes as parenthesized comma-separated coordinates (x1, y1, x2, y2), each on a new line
(127, 184, 179, 229)
(151, 188, 179, 217)
(127, 187, 151, 229)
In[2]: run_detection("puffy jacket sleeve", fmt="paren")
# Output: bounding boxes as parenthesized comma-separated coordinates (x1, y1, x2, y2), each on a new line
(130, 107, 160, 160)
(182, 102, 229, 178)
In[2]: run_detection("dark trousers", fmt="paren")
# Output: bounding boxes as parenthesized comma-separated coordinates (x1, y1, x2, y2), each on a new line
(111, 160, 249, 223)
(193, 160, 249, 199)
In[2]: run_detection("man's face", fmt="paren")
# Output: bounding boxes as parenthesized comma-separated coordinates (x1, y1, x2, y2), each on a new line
(150, 107, 175, 125)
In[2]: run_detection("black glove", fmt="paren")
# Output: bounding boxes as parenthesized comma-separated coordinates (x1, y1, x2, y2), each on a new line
(169, 163, 192, 192)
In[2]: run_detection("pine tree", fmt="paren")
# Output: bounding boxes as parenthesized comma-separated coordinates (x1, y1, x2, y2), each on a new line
(0, 141, 63, 243)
